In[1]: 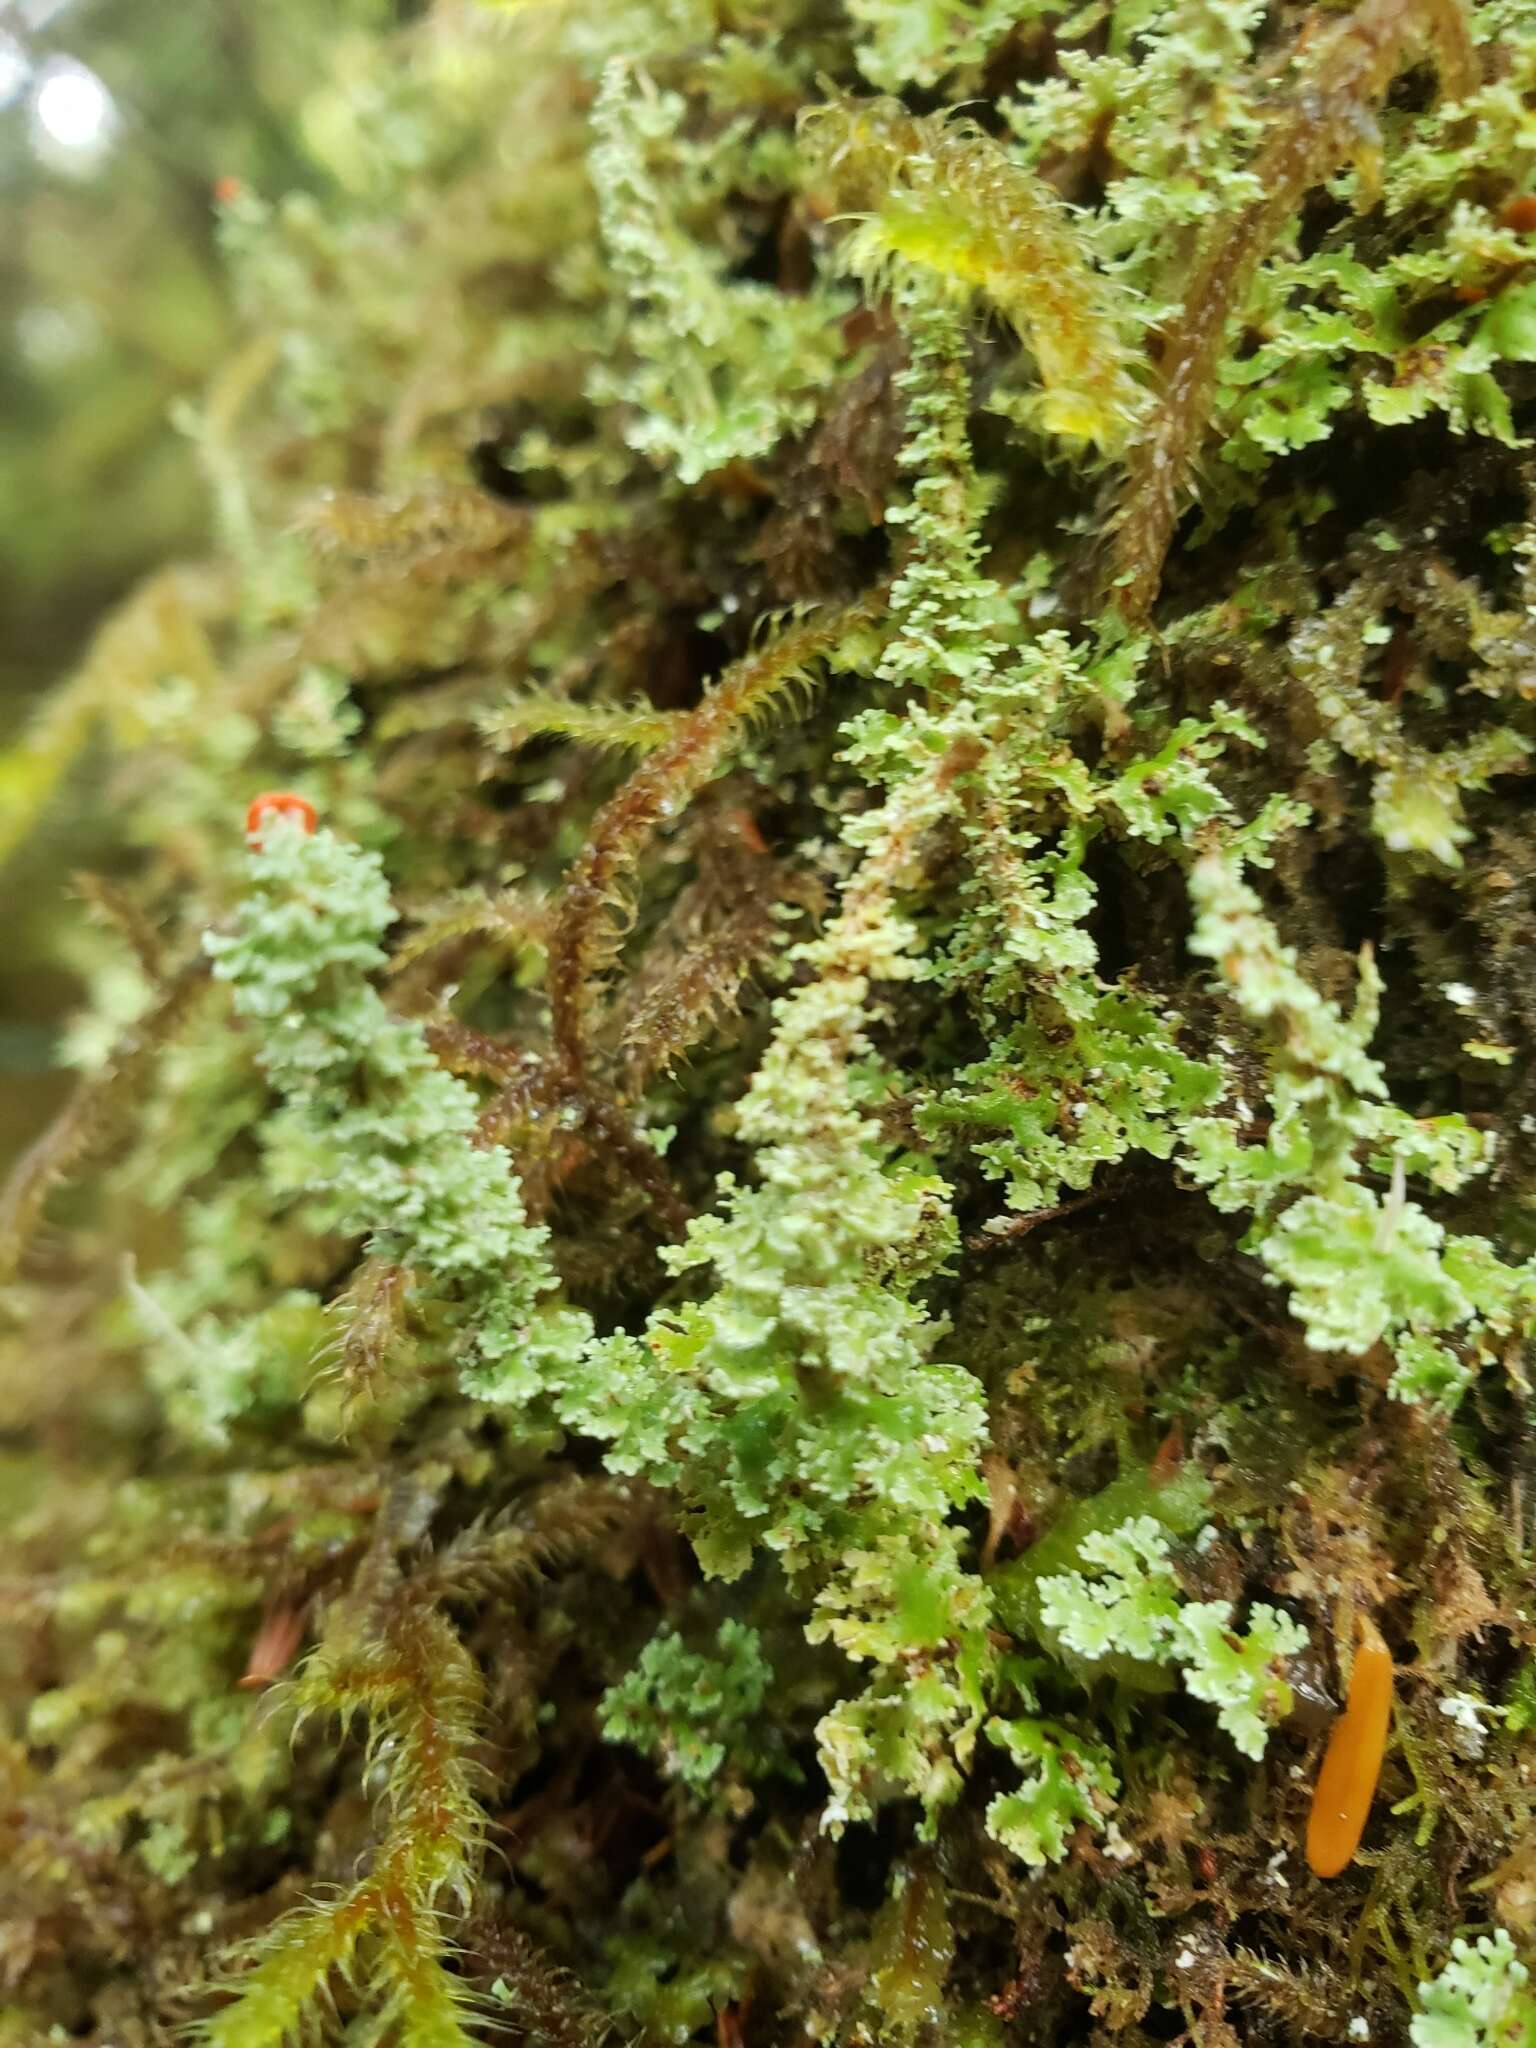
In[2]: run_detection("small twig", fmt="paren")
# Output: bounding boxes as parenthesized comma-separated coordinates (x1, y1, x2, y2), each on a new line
(967, 1178, 1123, 1253)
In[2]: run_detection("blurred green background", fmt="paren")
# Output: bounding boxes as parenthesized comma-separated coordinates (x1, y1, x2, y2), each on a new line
(0, 0, 406, 1165)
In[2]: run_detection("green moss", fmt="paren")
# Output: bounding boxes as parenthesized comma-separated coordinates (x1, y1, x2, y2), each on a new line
(599, 1617, 774, 1794)
(5, 0, 1536, 2038)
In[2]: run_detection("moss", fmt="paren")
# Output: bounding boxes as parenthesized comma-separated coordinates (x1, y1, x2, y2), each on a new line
(4, 0, 1536, 2039)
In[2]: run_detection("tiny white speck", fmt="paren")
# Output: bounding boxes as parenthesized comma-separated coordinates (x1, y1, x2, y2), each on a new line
(1176, 1948, 1196, 1969)
(1442, 982, 1477, 1008)
(1349, 2019, 1371, 2041)
(1102, 1820, 1137, 1863)
(1438, 1691, 1493, 1757)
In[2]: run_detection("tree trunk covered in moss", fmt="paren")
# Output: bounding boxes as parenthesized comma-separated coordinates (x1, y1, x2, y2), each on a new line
(4, 2, 1536, 2042)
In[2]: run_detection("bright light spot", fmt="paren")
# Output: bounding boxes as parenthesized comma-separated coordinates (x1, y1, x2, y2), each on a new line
(31, 57, 117, 165)
(14, 301, 98, 371)
(0, 32, 29, 108)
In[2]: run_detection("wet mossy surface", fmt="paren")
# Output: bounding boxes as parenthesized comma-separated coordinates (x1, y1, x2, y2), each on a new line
(3, 2, 1536, 2042)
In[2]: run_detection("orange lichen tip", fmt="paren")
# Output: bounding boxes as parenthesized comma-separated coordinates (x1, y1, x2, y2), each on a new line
(245, 790, 319, 845)
(1306, 1615, 1394, 1879)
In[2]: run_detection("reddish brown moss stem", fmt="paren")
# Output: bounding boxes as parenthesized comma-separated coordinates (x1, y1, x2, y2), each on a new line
(617, 855, 822, 1091)
(0, 959, 209, 1287)
(1110, 0, 1476, 623)
(425, 1020, 692, 1234)
(547, 592, 882, 1076)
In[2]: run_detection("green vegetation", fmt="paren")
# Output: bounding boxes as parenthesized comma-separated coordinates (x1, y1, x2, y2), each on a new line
(1412, 1933, 1536, 2047)
(3, 0, 1536, 2040)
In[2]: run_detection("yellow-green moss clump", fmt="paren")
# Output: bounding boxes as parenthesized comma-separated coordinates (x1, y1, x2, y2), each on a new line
(5, 1, 1536, 2041)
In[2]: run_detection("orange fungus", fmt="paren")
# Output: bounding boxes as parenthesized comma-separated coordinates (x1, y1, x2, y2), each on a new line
(1306, 1614, 1393, 1878)
(245, 790, 318, 845)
